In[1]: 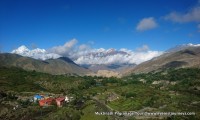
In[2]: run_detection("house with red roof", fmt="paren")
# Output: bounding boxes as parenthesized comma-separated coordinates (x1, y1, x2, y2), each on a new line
(39, 98, 54, 107)
(56, 97, 65, 107)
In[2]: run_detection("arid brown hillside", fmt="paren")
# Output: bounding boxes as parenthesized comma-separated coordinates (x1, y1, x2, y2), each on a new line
(124, 46, 200, 75)
(0, 53, 91, 75)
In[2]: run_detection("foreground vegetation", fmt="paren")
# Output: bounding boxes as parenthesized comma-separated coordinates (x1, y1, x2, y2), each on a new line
(0, 66, 200, 119)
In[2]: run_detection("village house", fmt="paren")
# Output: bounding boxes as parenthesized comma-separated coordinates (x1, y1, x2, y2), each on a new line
(39, 98, 54, 107)
(33, 94, 43, 102)
(56, 97, 65, 107)
(33, 94, 71, 107)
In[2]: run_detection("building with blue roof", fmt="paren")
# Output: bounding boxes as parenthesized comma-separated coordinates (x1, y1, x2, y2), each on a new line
(33, 94, 43, 102)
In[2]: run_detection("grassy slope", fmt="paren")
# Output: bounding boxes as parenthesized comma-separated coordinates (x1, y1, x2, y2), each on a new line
(0, 66, 87, 93)
(0, 66, 200, 119)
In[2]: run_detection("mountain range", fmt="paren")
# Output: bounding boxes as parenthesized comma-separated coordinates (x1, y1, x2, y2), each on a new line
(0, 44, 200, 76)
(0, 53, 91, 75)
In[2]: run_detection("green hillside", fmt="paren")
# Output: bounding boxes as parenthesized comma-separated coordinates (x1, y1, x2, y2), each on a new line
(0, 66, 200, 119)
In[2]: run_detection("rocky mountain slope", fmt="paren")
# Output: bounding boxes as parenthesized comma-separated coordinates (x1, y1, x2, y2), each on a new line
(124, 46, 200, 75)
(0, 53, 91, 75)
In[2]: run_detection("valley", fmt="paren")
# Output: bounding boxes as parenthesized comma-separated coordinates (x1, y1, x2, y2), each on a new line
(1, 46, 200, 119)
(1, 0, 200, 119)
(0, 66, 200, 119)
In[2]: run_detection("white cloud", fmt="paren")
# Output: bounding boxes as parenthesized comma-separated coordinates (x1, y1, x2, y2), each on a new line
(136, 17, 158, 31)
(11, 39, 163, 65)
(48, 38, 77, 56)
(164, 6, 200, 23)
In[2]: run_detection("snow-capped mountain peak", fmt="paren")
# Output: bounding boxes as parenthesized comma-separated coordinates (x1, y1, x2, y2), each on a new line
(11, 45, 29, 54)
(11, 45, 61, 60)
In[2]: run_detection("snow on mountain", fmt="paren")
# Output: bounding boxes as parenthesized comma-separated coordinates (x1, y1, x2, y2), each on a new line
(167, 43, 200, 53)
(74, 48, 163, 65)
(11, 45, 29, 55)
(187, 43, 200, 47)
(11, 44, 163, 65)
(11, 45, 61, 60)
(18, 38, 200, 65)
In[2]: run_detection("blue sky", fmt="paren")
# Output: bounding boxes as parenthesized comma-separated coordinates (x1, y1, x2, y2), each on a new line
(0, 0, 200, 52)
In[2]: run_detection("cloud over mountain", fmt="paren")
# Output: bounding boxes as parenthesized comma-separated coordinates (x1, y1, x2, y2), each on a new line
(49, 39, 78, 56)
(11, 39, 163, 65)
